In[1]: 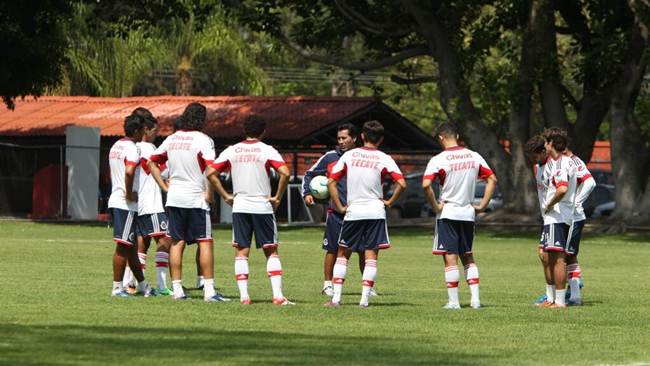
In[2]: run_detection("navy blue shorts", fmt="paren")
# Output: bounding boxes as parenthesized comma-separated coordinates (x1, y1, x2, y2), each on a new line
(323, 211, 344, 252)
(541, 223, 570, 253)
(566, 220, 585, 256)
(432, 219, 474, 255)
(136, 212, 168, 238)
(232, 213, 278, 249)
(166, 207, 212, 244)
(110, 208, 137, 246)
(338, 219, 390, 252)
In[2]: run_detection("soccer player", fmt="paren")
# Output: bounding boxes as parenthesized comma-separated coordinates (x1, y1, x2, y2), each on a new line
(108, 114, 155, 297)
(326, 120, 406, 308)
(422, 122, 497, 309)
(539, 128, 578, 308)
(302, 124, 374, 297)
(206, 115, 293, 305)
(131, 107, 173, 295)
(148, 103, 227, 302)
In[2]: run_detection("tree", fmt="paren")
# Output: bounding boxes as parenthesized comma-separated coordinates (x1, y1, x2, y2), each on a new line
(0, 0, 71, 109)
(227, 0, 648, 214)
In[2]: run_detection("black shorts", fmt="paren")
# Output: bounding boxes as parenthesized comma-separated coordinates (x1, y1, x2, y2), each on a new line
(432, 219, 475, 255)
(136, 212, 168, 238)
(232, 213, 278, 249)
(166, 207, 212, 244)
(110, 208, 137, 246)
(338, 219, 390, 252)
(541, 223, 570, 253)
(566, 220, 585, 256)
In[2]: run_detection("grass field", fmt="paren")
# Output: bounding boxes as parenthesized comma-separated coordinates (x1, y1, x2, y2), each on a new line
(1, 221, 649, 365)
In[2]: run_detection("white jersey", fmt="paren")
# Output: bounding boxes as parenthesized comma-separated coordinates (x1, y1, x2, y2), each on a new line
(108, 138, 140, 212)
(211, 140, 286, 214)
(569, 154, 595, 221)
(329, 147, 403, 221)
(533, 161, 548, 217)
(541, 155, 577, 225)
(136, 141, 166, 216)
(423, 146, 494, 222)
(150, 130, 215, 210)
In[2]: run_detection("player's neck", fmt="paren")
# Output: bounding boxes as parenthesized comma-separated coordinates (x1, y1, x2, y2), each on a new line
(442, 140, 460, 150)
(549, 150, 562, 160)
(362, 142, 378, 150)
(243, 137, 260, 143)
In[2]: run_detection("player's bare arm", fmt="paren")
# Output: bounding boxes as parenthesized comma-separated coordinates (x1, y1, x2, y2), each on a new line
(204, 185, 215, 205)
(328, 177, 346, 214)
(422, 178, 444, 213)
(147, 160, 168, 193)
(206, 166, 234, 206)
(384, 178, 406, 207)
(125, 164, 138, 202)
(269, 165, 290, 210)
(543, 185, 568, 214)
(473, 174, 498, 212)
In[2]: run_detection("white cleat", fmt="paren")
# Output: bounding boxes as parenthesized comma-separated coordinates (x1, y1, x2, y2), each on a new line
(443, 302, 461, 310)
(470, 302, 481, 309)
(321, 285, 334, 297)
(273, 297, 296, 306)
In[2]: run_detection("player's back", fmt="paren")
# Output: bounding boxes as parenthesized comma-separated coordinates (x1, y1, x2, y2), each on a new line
(534, 161, 548, 217)
(569, 153, 593, 220)
(136, 141, 164, 215)
(542, 154, 577, 224)
(108, 138, 139, 211)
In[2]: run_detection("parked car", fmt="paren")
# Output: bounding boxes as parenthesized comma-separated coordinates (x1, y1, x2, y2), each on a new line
(583, 184, 615, 218)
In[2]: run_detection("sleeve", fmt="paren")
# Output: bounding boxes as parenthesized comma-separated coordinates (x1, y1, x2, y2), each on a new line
(124, 144, 139, 167)
(476, 154, 494, 180)
(266, 146, 286, 170)
(149, 137, 169, 164)
(200, 136, 216, 165)
(575, 175, 596, 207)
(552, 161, 569, 188)
(302, 153, 331, 197)
(328, 153, 347, 181)
(210, 146, 232, 173)
(382, 155, 403, 182)
(423, 157, 442, 182)
(575, 164, 593, 186)
(139, 144, 153, 174)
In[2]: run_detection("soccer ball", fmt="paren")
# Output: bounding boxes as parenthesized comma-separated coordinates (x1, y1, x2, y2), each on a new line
(309, 175, 330, 200)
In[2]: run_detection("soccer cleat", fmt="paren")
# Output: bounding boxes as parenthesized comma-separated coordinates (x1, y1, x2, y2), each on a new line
(273, 297, 295, 306)
(173, 294, 190, 300)
(470, 302, 481, 309)
(240, 298, 252, 305)
(537, 300, 554, 308)
(359, 302, 369, 308)
(567, 299, 583, 306)
(142, 287, 158, 297)
(321, 285, 334, 297)
(126, 285, 137, 295)
(549, 303, 567, 309)
(158, 287, 173, 296)
(534, 294, 547, 305)
(442, 303, 461, 310)
(204, 293, 230, 302)
(369, 288, 378, 297)
(324, 300, 340, 308)
(112, 290, 130, 298)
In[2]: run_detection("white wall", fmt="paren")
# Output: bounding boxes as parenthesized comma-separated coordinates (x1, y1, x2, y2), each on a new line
(66, 126, 100, 220)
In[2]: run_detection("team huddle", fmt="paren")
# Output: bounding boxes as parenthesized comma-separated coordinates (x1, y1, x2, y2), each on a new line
(108, 102, 592, 309)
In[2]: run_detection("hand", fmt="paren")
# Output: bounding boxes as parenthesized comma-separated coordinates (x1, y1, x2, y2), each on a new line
(383, 200, 393, 208)
(434, 201, 445, 214)
(126, 191, 138, 202)
(473, 203, 486, 213)
(204, 192, 214, 205)
(224, 194, 234, 207)
(304, 195, 315, 206)
(336, 205, 347, 215)
(268, 196, 281, 211)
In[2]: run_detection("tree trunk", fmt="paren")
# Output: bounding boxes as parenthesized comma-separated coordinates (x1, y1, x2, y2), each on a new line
(609, 23, 649, 221)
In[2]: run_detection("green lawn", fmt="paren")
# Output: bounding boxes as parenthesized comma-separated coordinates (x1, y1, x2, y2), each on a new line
(0, 221, 649, 365)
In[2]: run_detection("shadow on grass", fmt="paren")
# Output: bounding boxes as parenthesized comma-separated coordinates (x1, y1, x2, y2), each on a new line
(0, 323, 495, 365)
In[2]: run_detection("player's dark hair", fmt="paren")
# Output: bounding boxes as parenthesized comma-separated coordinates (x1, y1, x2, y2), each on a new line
(172, 117, 183, 132)
(435, 122, 459, 139)
(361, 120, 384, 144)
(543, 127, 568, 152)
(131, 107, 157, 129)
(525, 135, 546, 155)
(243, 115, 266, 138)
(337, 123, 358, 138)
(124, 114, 144, 137)
(181, 102, 207, 131)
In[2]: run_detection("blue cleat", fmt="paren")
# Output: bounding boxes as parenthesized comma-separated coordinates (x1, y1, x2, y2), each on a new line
(204, 292, 231, 302)
(534, 294, 547, 305)
(112, 290, 130, 298)
(173, 294, 190, 301)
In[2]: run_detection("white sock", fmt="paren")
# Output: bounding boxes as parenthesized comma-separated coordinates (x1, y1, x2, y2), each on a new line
(555, 289, 567, 306)
(546, 284, 556, 303)
(123, 266, 134, 287)
(203, 278, 216, 298)
(172, 280, 185, 298)
(332, 257, 348, 304)
(155, 251, 169, 290)
(323, 280, 333, 289)
(465, 263, 480, 305)
(197, 275, 205, 288)
(138, 252, 147, 276)
(360, 259, 377, 305)
(112, 281, 124, 293)
(267, 254, 284, 299)
(444, 266, 460, 305)
(567, 264, 582, 301)
(235, 256, 250, 300)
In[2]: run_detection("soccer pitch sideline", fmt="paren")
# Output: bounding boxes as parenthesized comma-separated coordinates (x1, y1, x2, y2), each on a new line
(0, 221, 649, 366)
